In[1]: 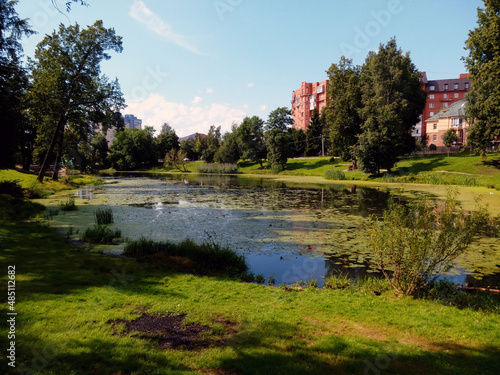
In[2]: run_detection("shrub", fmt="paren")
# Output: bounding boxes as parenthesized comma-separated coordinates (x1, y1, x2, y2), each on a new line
(197, 163, 239, 174)
(255, 274, 266, 284)
(81, 225, 122, 244)
(369, 189, 489, 295)
(124, 237, 248, 276)
(325, 169, 346, 180)
(0, 180, 24, 198)
(60, 197, 77, 211)
(324, 274, 351, 289)
(95, 207, 114, 225)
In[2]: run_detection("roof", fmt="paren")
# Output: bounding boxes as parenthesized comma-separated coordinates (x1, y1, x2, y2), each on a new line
(425, 99, 467, 122)
(179, 133, 206, 142)
(425, 77, 471, 92)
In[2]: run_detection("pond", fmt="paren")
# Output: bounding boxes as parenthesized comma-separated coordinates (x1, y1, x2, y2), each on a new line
(66, 174, 499, 288)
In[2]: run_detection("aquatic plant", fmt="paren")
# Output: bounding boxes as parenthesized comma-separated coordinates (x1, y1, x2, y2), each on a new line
(95, 207, 114, 225)
(323, 274, 351, 289)
(197, 163, 239, 174)
(255, 274, 265, 284)
(325, 169, 346, 180)
(124, 237, 248, 277)
(81, 225, 121, 244)
(60, 197, 77, 211)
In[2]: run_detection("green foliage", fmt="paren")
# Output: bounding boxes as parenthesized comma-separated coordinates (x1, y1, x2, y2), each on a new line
(236, 116, 266, 165)
(265, 108, 293, 170)
(369, 189, 490, 295)
(197, 163, 239, 174)
(442, 129, 458, 153)
(325, 169, 346, 180)
(324, 274, 351, 289)
(0, 195, 45, 220)
(215, 130, 240, 164)
(288, 127, 306, 157)
(81, 224, 121, 244)
(60, 197, 77, 211)
(305, 108, 324, 156)
(255, 274, 266, 284)
(325, 56, 362, 162)
(164, 148, 189, 172)
(155, 123, 179, 159)
(356, 38, 427, 174)
(464, 0, 500, 154)
(124, 237, 248, 277)
(29, 20, 125, 181)
(202, 125, 221, 163)
(0, 179, 24, 198)
(108, 127, 157, 170)
(94, 207, 114, 225)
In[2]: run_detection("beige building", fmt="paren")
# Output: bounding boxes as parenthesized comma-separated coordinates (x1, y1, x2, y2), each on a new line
(425, 99, 470, 148)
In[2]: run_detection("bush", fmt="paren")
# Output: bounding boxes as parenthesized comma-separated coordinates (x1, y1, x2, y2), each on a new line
(369, 189, 489, 295)
(81, 225, 122, 244)
(0, 195, 45, 221)
(124, 237, 248, 277)
(95, 207, 114, 225)
(325, 169, 346, 180)
(197, 163, 239, 174)
(324, 274, 351, 289)
(0, 180, 24, 198)
(60, 197, 77, 211)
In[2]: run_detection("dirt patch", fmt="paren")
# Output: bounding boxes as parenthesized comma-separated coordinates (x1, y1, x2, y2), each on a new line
(109, 313, 237, 350)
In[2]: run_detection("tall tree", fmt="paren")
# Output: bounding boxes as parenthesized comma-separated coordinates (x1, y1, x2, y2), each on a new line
(356, 38, 426, 174)
(325, 56, 362, 164)
(202, 125, 221, 163)
(265, 107, 293, 170)
(305, 108, 323, 156)
(215, 126, 240, 164)
(288, 127, 306, 157)
(236, 116, 266, 166)
(464, 0, 500, 154)
(442, 128, 458, 156)
(29, 20, 124, 182)
(108, 127, 157, 170)
(0, 0, 34, 169)
(156, 122, 179, 159)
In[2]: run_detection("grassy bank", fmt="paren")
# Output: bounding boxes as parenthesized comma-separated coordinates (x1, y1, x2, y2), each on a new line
(1, 220, 499, 375)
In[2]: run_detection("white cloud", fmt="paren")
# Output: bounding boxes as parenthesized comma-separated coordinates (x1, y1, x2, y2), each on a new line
(260, 104, 268, 111)
(126, 93, 246, 137)
(192, 96, 202, 104)
(129, 1, 201, 54)
(206, 88, 214, 94)
(247, 83, 254, 88)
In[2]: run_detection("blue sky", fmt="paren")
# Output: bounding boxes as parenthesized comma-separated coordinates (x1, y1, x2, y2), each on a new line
(17, 0, 483, 137)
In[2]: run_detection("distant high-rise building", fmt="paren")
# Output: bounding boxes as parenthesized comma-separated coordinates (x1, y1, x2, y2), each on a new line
(291, 80, 329, 131)
(124, 114, 142, 130)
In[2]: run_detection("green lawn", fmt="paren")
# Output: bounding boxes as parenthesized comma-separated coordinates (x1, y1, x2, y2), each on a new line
(1, 220, 499, 375)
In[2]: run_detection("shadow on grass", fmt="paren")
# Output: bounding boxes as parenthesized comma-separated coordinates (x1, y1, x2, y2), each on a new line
(482, 158, 500, 170)
(285, 159, 332, 172)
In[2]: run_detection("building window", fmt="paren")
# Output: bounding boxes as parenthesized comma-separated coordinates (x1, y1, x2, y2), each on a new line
(459, 131, 463, 138)
(444, 102, 449, 107)
(430, 111, 434, 116)
(452, 118, 463, 127)
(430, 85, 435, 91)
(415, 129, 419, 134)
(429, 94, 434, 99)
(444, 93, 449, 99)
(454, 93, 459, 98)
(454, 83, 459, 89)
(433, 135, 437, 141)
(465, 82, 469, 89)
(433, 124, 437, 130)
(444, 84, 449, 90)
(306, 88, 309, 94)
(429, 103, 434, 108)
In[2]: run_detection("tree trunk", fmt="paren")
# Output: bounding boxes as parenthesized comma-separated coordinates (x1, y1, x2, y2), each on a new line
(51, 127, 65, 181)
(37, 116, 65, 183)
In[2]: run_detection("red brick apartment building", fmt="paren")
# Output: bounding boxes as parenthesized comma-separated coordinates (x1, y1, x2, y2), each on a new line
(418, 72, 471, 139)
(291, 80, 329, 131)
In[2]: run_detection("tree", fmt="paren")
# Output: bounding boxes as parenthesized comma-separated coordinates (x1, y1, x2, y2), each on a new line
(156, 122, 179, 159)
(29, 20, 124, 182)
(370, 189, 489, 295)
(236, 116, 266, 167)
(288, 127, 306, 157)
(89, 132, 109, 170)
(325, 56, 362, 164)
(442, 128, 458, 156)
(215, 128, 240, 164)
(305, 108, 324, 156)
(164, 148, 188, 172)
(464, 0, 500, 154)
(265, 107, 293, 170)
(202, 125, 221, 163)
(356, 38, 427, 175)
(0, 0, 34, 169)
(107, 127, 157, 170)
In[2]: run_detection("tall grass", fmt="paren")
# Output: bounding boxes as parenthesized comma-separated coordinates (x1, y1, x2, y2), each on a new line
(197, 163, 239, 174)
(325, 169, 346, 180)
(124, 237, 248, 276)
(81, 225, 122, 244)
(95, 207, 114, 225)
(60, 196, 77, 211)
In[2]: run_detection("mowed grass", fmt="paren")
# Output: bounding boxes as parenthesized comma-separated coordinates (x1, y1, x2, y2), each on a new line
(1, 220, 499, 374)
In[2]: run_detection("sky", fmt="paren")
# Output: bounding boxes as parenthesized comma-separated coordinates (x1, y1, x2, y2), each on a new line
(16, 0, 483, 137)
